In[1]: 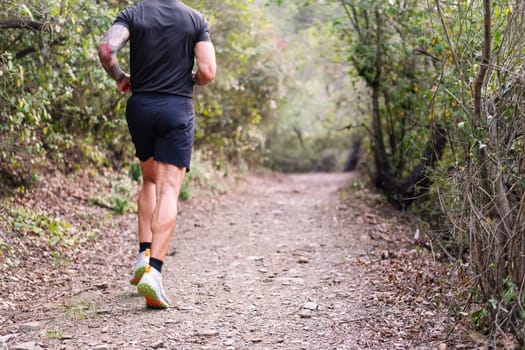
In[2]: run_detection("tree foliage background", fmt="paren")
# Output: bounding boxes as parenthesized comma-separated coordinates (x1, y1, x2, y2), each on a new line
(0, 0, 282, 189)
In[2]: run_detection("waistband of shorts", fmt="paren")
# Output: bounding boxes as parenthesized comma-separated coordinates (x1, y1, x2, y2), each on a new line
(131, 92, 192, 100)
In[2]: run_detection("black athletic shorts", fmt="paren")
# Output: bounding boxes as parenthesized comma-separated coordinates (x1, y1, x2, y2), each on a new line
(126, 93, 195, 170)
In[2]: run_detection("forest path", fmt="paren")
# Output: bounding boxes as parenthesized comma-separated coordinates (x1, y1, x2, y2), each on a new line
(2, 172, 457, 350)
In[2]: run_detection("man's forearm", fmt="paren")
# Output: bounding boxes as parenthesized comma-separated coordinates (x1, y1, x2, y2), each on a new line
(99, 48, 126, 82)
(193, 41, 216, 86)
(98, 24, 129, 82)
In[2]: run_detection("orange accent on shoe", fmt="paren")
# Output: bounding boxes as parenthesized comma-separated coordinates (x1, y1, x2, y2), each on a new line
(144, 296, 166, 308)
(145, 248, 150, 257)
(145, 265, 151, 273)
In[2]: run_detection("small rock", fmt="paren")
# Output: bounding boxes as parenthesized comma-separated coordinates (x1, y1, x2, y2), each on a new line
(93, 345, 110, 350)
(94, 282, 108, 290)
(97, 309, 111, 315)
(298, 309, 312, 318)
(258, 268, 268, 273)
(20, 322, 40, 332)
(12, 342, 39, 350)
(438, 344, 447, 350)
(151, 340, 164, 349)
(297, 256, 310, 264)
(0, 334, 16, 344)
(247, 256, 264, 262)
(303, 302, 318, 310)
(164, 319, 180, 325)
(223, 339, 235, 346)
(60, 334, 73, 340)
(226, 331, 237, 337)
(197, 329, 219, 337)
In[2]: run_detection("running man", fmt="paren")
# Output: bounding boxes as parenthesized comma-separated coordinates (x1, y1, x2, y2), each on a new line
(98, 0, 216, 309)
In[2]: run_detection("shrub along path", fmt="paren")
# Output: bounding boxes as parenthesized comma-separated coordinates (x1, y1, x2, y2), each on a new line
(1, 170, 479, 349)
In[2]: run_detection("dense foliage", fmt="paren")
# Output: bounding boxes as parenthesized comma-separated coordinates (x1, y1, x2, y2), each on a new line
(334, 0, 525, 343)
(0, 0, 281, 189)
(431, 1, 525, 343)
(269, 0, 525, 344)
(333, 0, 447, 209)
(0, 0, 126, 187)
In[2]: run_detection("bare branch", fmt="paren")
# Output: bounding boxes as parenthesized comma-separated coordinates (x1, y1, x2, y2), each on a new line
(0, 18, 54, 32)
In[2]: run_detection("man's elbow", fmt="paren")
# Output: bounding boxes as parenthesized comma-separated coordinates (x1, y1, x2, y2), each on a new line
(199, 65, 216, 85)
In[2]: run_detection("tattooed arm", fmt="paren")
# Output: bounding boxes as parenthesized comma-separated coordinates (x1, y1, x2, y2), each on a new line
(98, 24, 131, 93)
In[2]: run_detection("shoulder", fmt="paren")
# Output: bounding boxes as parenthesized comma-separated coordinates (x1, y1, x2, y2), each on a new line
(115, 1, 145, 24)
(178, 2, 207, 21)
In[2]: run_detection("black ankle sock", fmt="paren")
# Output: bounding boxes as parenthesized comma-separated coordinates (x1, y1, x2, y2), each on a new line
(149, 257, 163, 273)
(139, 242, 152, 254)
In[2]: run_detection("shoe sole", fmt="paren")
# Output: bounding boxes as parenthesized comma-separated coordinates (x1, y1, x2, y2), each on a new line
(137, 282, 169, 309)
(130, 266, 146, 286)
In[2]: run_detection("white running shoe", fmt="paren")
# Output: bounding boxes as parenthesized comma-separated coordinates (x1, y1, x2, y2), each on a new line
(137, 265, 170, 309)
(130, 248, 150, 286)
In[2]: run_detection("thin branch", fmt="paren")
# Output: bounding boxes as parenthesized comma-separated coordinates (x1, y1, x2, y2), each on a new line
(434, 0, 469, 115)
(15, 37, 67, 59)
(0, 18, 54, 32)
(340, 0, 364, 41)
(472, 0, 491, 127)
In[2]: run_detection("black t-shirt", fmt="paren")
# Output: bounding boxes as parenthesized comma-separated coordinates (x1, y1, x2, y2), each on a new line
(114, 0, 211, 97)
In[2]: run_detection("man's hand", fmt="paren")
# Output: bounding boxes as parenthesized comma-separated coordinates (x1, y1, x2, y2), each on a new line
(117, 74, 131, 93)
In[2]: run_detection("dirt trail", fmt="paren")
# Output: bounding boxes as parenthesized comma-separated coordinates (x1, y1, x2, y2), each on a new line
(2, 172, 458, 350)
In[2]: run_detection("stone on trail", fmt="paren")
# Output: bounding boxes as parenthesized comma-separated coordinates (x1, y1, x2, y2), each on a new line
(196, 329, 219, 337)
(151, 340, 164, 349)
(298, 309, 313, 318)
(247, 256, 264, 262)
(223, 339, 235, 346)
(0, 334, 16, 344)
(20, 322, 40, 332)
(12, 342, 42, 350)
(303, 301, 319, 310)
(297, 256, 310, 264)
(93, 345, 110, 350)
(249, 335, 263, 343)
